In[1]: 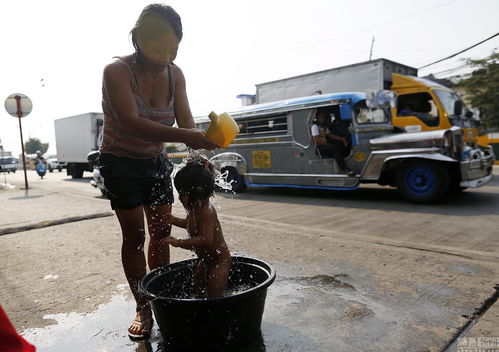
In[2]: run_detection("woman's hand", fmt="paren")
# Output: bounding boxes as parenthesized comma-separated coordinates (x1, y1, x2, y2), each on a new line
(184, 130, 219, 150)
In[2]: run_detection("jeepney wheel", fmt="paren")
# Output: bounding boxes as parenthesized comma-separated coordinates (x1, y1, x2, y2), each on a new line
(223, 167, 246, 193)
(396, 159, 449, 204)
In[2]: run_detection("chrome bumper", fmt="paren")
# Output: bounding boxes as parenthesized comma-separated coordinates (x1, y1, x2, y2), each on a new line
(459, 147, 494, 188)
(460, 173, 493, 188)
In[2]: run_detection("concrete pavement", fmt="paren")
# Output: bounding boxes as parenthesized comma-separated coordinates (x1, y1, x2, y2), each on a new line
(1, 168, 498, 351)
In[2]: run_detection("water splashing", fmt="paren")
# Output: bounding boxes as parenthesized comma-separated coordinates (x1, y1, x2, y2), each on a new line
(173, 148, 233, 192)
(215, 169, 233, 191)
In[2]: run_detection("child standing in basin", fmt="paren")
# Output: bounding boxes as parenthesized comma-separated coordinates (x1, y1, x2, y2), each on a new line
(163, 159, 231, 298)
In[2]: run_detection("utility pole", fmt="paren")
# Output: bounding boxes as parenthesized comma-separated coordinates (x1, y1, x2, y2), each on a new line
(369, 36, 375, 61)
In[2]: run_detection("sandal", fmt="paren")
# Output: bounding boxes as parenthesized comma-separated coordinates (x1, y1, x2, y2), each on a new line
(128, 317, 153, 340)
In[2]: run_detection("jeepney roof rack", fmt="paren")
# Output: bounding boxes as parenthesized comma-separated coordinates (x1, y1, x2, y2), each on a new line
(195, 92, 366, 122)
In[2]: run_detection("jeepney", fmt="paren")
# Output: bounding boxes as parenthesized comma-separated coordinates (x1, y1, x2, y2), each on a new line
(197, 91, 494, 203)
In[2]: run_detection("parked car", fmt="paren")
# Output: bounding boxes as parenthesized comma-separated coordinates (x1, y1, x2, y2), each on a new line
(0, 156, 17, 173)
(47, 156, 66, 172)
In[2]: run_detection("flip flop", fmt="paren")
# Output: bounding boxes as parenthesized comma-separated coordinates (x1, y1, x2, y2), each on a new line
(128, 318, 153, 340)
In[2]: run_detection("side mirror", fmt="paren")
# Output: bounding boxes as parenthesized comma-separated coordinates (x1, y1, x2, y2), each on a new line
(454, 101, 462, 116)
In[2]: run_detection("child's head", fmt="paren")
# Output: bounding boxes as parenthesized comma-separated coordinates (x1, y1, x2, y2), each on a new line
(174, 159, 215, 206)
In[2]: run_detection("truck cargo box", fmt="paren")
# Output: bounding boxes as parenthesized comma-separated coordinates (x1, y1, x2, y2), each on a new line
(54, 113, 103, 163)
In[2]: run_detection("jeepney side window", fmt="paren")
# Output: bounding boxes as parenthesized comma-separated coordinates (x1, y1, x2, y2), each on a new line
(235, 114, 288, 138)
(197, 121, 210, 131)
(354, 101, 389, 124)
(397, 92, 439, 127)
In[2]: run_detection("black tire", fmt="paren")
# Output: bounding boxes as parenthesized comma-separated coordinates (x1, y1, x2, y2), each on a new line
(223, 167, 246, 193)
(70, 164, 84, 179)
(48, 165, 53, 172)
(448, 178, 467, 194)
(396, 159, 450, 204)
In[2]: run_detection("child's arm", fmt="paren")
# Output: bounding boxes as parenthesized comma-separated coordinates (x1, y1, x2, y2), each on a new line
(165, 208, 215, 250)
(165, 213, 187, 229)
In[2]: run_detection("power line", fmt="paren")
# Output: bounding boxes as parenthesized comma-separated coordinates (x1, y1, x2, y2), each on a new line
(418, 32, 499, 69)
(431, 63, 469, 76)
(289, 0, 461, 50)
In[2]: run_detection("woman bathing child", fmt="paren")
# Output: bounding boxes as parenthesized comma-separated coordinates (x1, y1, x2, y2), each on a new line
(163, 158, 232, 298)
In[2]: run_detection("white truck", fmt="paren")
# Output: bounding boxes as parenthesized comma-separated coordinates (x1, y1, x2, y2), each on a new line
(254, 58, 418, 104)
(54, 113, 103, 179)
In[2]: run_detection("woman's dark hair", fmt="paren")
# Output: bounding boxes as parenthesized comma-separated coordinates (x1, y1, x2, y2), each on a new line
(131, 4, 183, 53)
(174, 162, 215, 205)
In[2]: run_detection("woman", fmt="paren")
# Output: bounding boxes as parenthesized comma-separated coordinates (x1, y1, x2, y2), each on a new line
(99, 4, 217, 339)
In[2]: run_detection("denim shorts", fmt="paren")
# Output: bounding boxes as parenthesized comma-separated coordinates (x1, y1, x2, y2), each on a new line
(99, 153, 174, 210)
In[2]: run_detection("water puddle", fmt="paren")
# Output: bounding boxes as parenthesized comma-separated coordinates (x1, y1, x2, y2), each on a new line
(22, 291, 163, 352)
(20, 275, 338, 352)
(21, 267, 446, 351)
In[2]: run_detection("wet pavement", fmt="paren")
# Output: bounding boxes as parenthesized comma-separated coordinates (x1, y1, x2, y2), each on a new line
(2, 169, 499, 352)
(18, 263, 362, 351)
(20, 260, 491, 352)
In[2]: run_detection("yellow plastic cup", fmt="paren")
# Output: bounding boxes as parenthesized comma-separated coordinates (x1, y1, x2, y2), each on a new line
(205, 111, 239, 148)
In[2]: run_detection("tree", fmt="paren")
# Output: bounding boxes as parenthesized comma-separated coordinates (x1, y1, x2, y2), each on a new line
(458, 51, 499, 130)
(25, 138, 49, 154)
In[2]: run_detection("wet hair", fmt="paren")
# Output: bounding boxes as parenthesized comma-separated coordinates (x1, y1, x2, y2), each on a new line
(174, 161, 215, 205)
(130, 4, 183, 56)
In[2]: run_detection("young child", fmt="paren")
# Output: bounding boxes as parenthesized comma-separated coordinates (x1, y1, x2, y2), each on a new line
(163, 158, 232, 298)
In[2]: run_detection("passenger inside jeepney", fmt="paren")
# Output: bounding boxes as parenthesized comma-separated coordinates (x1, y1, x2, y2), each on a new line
(398, 93, 439, 127)
(311, 109, 354, 176)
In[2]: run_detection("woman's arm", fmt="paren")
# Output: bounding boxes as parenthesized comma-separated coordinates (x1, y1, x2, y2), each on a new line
(103, 61, 217, 149)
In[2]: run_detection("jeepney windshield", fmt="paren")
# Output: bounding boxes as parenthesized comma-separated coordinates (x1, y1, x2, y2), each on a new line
(434, 89, 476, 126)
(434, 89, 460, 116)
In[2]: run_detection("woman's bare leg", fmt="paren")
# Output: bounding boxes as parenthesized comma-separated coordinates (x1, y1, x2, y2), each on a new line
(144, 204, 172, 270)
(115, 206, 152, 335)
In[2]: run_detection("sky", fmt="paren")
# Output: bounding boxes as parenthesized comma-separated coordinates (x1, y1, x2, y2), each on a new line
(1, 0, 498, 156)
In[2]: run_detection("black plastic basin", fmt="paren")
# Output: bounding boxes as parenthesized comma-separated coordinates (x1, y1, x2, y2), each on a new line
(139, 256, 276, 351)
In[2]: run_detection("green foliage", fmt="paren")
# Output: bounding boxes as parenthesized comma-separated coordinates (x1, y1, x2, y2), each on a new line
(458, 52, 499, 130)
(25, 138, 49, 154)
